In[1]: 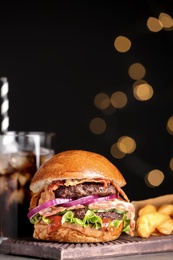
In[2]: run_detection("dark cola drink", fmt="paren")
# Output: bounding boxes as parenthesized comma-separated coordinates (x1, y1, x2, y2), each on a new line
(0, 136, 55, 239)
(0, 151, 37, 238)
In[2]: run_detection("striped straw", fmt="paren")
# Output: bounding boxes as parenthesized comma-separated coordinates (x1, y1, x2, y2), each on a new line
(0, 77, 9, 134)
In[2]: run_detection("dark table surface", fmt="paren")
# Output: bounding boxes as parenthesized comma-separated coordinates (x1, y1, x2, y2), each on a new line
(1, 234, 173, 260)
(1, 252, 173, 260)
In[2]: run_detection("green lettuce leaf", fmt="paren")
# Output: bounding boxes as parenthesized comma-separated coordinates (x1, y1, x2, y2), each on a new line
(122, 214, 131, 234)
(62, 210, 102, 229)
(30, 209, 131, 234)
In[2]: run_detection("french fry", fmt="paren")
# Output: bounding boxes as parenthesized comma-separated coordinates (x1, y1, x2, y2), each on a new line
(157, 217, 173, 235)
(138, 204, 157, 216)
(137, 213, 157, 238)
(157, 204, 173, 216)
(136, 212, 170, 238)
(132, 195, 173, 238)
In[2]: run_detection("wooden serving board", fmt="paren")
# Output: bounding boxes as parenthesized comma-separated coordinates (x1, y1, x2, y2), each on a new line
(1, 234, 173, 260)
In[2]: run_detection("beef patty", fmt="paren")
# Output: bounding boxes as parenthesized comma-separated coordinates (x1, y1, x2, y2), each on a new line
(54, 182, 117, 198)
(74, 208, 123, 220)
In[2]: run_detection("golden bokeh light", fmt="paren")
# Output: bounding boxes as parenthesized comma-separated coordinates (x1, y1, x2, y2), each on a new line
(94, 92, 110, 110)
(110, 91, 128, 108)
(91, 7, 173, 193)
(89, 117, 106, 134)
(114, 36, 131, 53)
(159, 12, 173, 30)
(133, 80, 154, 101)
(128, 63, 146, 80)
(169, 158, 173, 171)
(147, 17, 163, 32)
(166, 116, 173, 134)
(145, 169, 165, 187)
(110, 143, 125, 159)
(117, 136, 136, 154)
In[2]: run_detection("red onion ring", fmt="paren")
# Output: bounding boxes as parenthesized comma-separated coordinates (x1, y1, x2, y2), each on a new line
(27, 198, 72, 219)
(27, 194, 118, 220)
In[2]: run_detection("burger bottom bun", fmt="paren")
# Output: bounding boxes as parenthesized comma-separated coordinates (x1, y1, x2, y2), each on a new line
(33, 221, 123, 243)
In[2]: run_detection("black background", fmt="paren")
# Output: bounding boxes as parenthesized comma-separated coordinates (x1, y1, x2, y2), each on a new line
(0, 0, 173, 200)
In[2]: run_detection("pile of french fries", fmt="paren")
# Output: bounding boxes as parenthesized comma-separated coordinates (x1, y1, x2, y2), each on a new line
(136, 203, 173, 238)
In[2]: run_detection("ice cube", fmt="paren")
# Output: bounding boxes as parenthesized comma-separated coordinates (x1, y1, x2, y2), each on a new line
(9, 151, 36, 170)
(7, 188, 24, 205)
(0, 154, 14, 175)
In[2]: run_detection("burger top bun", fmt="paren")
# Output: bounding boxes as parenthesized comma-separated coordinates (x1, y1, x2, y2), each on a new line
(30, 150, 126, 193)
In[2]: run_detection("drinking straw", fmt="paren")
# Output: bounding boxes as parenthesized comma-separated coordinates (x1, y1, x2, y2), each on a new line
(0, 77, 9, 133)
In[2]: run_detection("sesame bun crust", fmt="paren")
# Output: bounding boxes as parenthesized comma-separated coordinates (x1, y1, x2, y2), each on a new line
(33, 221, 123, 243)
(30, 150, 126, 193)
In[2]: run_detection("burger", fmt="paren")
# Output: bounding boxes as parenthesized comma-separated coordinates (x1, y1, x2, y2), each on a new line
(27, 150, 135, 243)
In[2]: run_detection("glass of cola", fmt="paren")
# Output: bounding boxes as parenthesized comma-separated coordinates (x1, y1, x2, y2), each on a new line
(0, 132, 56, 239)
